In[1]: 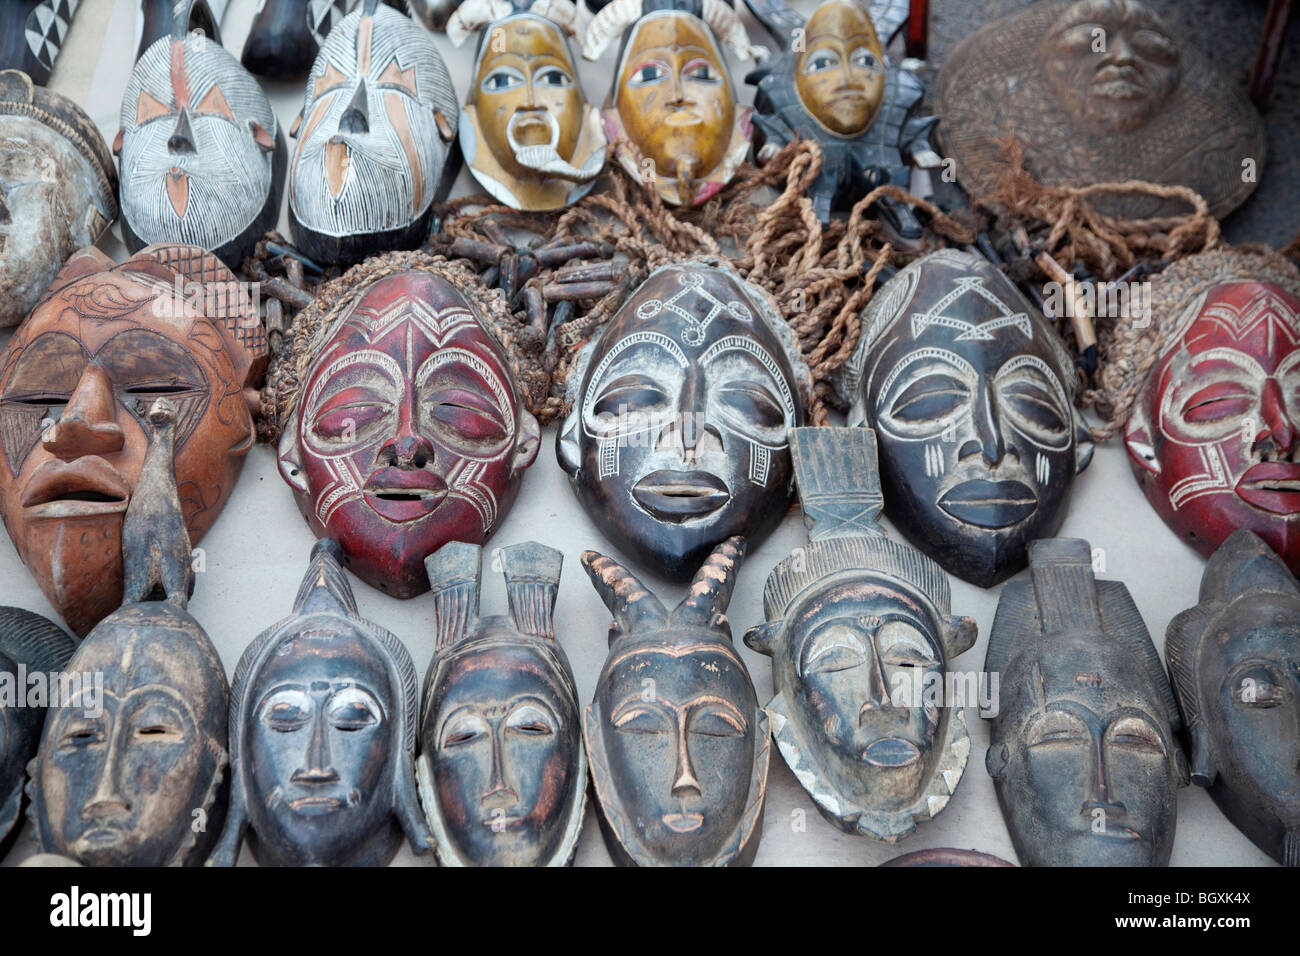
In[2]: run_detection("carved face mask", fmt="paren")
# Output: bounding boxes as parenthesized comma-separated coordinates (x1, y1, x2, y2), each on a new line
(1167, 529, 1300, 867)
(794, 0, 884, 135)
(0, 70, 117, 328)
(210, 540, 431, 867)
(27, 400, 231, 867)
(417, 541, 585, 867)
(558, 262, 807, 581)
(985, 537, 1186, 866)
(288, 0, 459, 264)
(836, 249, 1094, 587)
(115, 27, 285, 270)
(745, 428, 977, 840)
(1126, 260, 1300, 571)
(0, 245, 265, 636)
(448, 3, 605, 211)
(582, 0, 758, 206)
(0, 608, 77, 849)
(583, 537, 768, 866)
(278, 264, 541, 598)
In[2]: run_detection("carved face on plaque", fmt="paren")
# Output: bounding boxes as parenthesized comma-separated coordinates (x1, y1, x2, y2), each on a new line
(581, 0, 756, 205)
(417, 541, 585, 867)
(0, 245, 265, 636)
(559, 262, 807, 581)
(1126, 264, 1300, 571)
(1167, 529, 1300, 867)
(836, 250, 1094, 587)
(288, 1, 459, 264)
(745, 428, 977, 840)
(0, 70, 117, 328)
(115, 29, 285, 269)
(985, 538, 1186, 867)
(278, 266, 541, 598)
(449, 4, 605, 211)
(794, 0, 885, 136)
(0, 608, 77, 848)
(209, 540, 432, 867)
(582, 538, 769, 866)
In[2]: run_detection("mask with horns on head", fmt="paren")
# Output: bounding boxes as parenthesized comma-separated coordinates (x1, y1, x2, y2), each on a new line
(582, 536, 769, 866)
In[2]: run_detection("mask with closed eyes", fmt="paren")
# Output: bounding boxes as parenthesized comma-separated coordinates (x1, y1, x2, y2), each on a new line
(582, 536, 768, 866)
(985, 537, 1187, 866)
(288, 0, 459, 264)
(417, 540, 585, 867)
(835, 249, 1094, 588)
(745, 427, 977, 841)
(558, 261, 808, 581)
(1125, 249, 1300, 572)
(1166, 529, 1300, 867)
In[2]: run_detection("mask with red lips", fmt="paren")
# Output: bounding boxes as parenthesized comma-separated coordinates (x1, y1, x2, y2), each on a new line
(277, 262, 541, 598)
(1126, 253, 1300, 570)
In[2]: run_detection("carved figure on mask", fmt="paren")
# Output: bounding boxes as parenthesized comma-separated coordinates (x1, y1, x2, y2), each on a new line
(26, 400, 231, 867)
(417, 540, 585, 866)
(135, 0, 227, 60)
(447, 0, 605, 211)
(116, 14, 285, 271)
(0, 70, 117, 328)
(288, 0, 460, 264)
(0, 244, 266, 636)
(240, 0, 409, 80)
(934, 0, 1265, 220)
(1167, 529, 1300, 867)
(582, 536, 768, 865)
(745, 427, 977, 840)
(581, 0, 762, 206)
(743, 0, 939, 237)
(985, 537, 1187, 866)
(1125, 248, 1300, 572)
(835, 249, 1094, 588)
(558, 261, 808, 581)
(209, 539, 432, 866)
(276, 257, 540, 598)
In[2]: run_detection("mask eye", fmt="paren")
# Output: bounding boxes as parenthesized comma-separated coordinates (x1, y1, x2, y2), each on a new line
(133, 705, 185, 742)
(848, 47, 881, 73)
(1234, 666, 1288, 708)
(690, 706, 746, 738)
(716, 381, 785, 429)
(261, 690, 313, 733)
(506, 703, 557, 736)
(482, 66, 525, 94)
(628, 61, 669, 87)
(441, 711, 490, 748)
(426, 388, 510, 445)
(876, 620, 938, 668)
(802, 51, 840, 74)
(59, 721, 104, 750)
(1180, 381, 1255, 424)
(377, 60, 418, 94)
(593, 376, 669, 420)
(890, 373, 970, 424)
(611, 706, 667, 735)
(801, 623, 868, 676)
(682, 59, 719, 83)
(1107, 716, 1164, 755)
(1026, 710, 1088, 748)
(312, 63, 349, 100)
(135, 90, 173, 124)
(194, 85, 235, 120)
(536, 67, 572, 89)
(328, 687, 381, 731)
(311, 387, 393, 443)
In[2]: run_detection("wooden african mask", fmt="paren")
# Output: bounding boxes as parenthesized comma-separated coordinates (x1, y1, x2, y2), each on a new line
(447, 0, 606, 211)
(417, 540, 585, 867)
(834, 249, 1094, 588)
(581, 0, 760, 206)
(0, 70, 117, 328)
(0, 244, 266, 637)
(985, 537, 1187, 867)
(288, 0, 459, 264)
(0, 2, 82, 86)
(115, 18, 285, 271)
(934, 0, 1265, 220)
(26, 399, 232, 867)
(240, 0, 407, 79)
(582, 537, 769, 866)
(744, 0, 938, 234)
(277, 264, 541, 598)
(1126, 251, 1300, 572)
(0, 608, 77, 851)
(744, 428, 977, 841)
(208, 539, 432, 867)
(1167, 529, 1300, 867)
(557, 261, 808, 581)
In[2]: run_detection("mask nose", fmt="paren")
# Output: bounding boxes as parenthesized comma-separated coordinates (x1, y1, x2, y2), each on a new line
(41, 364, 125, 459)
(1254, 378, 1297, 461)
(84, 730, 131, 823)
(339, 80, 369, 135)
(167, 108, 196, 154)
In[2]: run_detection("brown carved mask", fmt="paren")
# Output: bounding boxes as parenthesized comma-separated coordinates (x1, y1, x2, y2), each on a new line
(794, 0, 885, 136)
(277, 263, 541, 599)
(0, 245, 265, 636)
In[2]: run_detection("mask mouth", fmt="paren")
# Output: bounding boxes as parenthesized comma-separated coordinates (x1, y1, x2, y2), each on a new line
(506, 110, 595, 182)
(363, 467, 448, 522)
(862, 736, 921, 768)
(21, 456, 130, 518)
(1236, 462, 1300, 514)
(632, 470, 729, 522)
(661, 811, 704, 833)
(286, 794, 347, 816)
(937, 479, 1037, 529)
(79, 825, 129, 846)
(1090, 63, 1148, 99)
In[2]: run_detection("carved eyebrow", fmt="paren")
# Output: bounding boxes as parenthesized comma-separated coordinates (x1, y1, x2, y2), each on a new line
(610, 697, 672, 725)
(1184, 347, 1265, 376)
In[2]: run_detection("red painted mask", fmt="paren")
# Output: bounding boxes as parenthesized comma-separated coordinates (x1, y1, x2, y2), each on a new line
(1126, 280, 1300, 567)
(278, 268, 540, 597)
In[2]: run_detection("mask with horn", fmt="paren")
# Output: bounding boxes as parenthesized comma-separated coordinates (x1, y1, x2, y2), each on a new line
(581, 0, 761, 206)
(208, 538, 432, 867)
(417, 540, 586, 866)
(26, 398, 232, 867)
(743, 427, 977, 841)
(582, 536, 769, 865)
(115, 0, 285, 271)
(446, 0, 605, 211)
